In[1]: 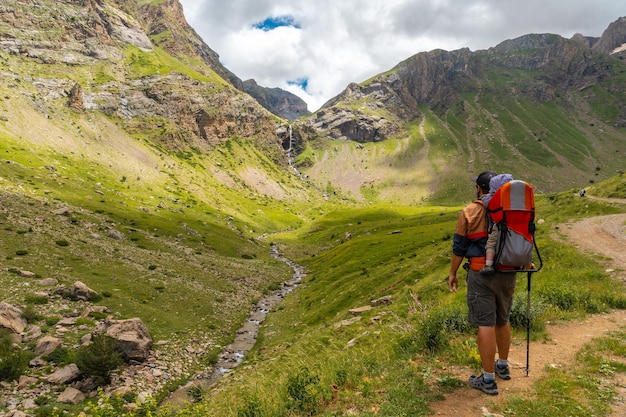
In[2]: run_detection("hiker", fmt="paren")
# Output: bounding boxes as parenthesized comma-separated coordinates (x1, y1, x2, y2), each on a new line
(480, 173, 514, 275)
(579, 188, 586, 197)
(448, 170, 517, 395)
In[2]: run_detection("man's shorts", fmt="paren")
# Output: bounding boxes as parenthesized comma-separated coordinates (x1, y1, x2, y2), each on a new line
(466, 269, 517, 327)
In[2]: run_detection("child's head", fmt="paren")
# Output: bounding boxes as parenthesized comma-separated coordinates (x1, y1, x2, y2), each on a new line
(489, 173, 514, 194)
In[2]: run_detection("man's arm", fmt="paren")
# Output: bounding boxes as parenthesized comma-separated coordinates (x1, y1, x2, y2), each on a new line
(448, 253, 464, 292)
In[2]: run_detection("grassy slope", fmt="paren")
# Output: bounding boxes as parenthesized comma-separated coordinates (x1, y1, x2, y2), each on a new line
(0, 63, 338, 347)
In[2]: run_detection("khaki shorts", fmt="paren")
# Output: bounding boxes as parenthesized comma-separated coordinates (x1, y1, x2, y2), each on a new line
(466, 269, 517, 327)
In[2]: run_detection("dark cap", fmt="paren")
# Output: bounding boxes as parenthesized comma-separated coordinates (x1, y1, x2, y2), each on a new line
(472, 170, 496, 193)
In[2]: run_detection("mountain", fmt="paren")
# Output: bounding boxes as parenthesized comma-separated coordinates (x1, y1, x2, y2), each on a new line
(294, 17, 626, 203)
(0, 1, 626, 413)
(243, 79, 310, 120)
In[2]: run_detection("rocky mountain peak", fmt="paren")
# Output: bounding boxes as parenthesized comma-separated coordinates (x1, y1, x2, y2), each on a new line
(243, 79, 310, 120)
(593, 16, 626, 56)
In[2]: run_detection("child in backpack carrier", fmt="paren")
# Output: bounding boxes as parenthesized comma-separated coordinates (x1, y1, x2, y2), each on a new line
(480, 173, 514, 275)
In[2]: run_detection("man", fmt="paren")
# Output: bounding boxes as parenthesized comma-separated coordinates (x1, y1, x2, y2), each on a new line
(448, 170, 517, 395)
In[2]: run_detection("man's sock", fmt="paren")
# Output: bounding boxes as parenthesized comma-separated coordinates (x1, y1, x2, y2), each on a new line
(496, 359, 508, 368)
(483, 371, 495, 382)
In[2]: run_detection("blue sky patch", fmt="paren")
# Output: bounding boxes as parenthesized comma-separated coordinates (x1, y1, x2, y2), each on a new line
(288, 78, 308, 91)
(253, 15, 301, 31)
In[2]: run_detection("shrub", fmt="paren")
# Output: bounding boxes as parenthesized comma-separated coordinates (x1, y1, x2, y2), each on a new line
(285, 366, 322, 414)
(237, 393, 263, 417)
(0, 329, 33, 381)
(44, 346, 75, 366)
(509, 292, 547, 331)
(25, 294, 48, 305)
(23, 306, 43, 323)
(75, 334, 124, 385)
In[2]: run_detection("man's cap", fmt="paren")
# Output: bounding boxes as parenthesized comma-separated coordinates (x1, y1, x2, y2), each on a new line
(472, 170, 497, 192)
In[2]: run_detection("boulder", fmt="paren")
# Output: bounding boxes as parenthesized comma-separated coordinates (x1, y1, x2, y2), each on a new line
(57, 386, 86, 404)
(35, 335, 62, 356)
(47, 364, 81, 384)
(0, 303, 27, 334)
(97, 318, 152, 362)
(22, 325, 42, 343)
(70, 281, 98, 301)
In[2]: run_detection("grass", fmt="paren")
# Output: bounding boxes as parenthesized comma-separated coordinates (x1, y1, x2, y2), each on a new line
(145, 174, 622, 416)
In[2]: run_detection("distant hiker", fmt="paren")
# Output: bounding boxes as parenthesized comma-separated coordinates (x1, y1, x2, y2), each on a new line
(448, 170, 516, 395)
(579, 188, 586, 197)
(480, 173, 514, 275)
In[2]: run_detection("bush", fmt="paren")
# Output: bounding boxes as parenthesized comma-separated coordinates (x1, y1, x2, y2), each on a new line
(0, 330, 33, 381)
(510, 292, 547, 331)
(285, 367, 322, 414)
(25, 294, 48, 305)
(237, 393, 263, 417)
(75, 334, 124, 385)
(44, 346, 75, 366)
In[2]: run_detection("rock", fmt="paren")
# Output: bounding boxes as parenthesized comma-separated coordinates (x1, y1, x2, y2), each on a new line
(67, 83, 84, 111)
(80, 333, 92, 345)
(47, 364, 81, 384)
(18, 270, 36, 278)
(6, 411, 29, 417)
(80, 305, 109, 318)
(57, 387, 86, 404)
(16, 375, 37, 390)
(21, 325, 42, 343)
(0, 303, 27, 334)
(348, 306, 373, 315)
(70, 281, 98, 301)
(333, 316, 361, 328)
(36, 278, 59, 286)
(370, 295, 393, 307)
(53, 207, 71, 216)
(35, 335, 62, 356)
(108, 229, 125, 240)
(97, 318, 153, 362)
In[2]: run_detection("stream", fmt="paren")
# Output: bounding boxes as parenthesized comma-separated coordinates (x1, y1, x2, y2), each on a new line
(163, 244, 305, 407)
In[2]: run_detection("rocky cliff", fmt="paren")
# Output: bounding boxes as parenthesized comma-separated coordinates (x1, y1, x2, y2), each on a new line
(243, 79, 310, 120)
(0, 0, 282, 154)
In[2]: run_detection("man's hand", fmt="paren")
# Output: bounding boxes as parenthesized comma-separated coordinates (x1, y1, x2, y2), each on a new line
(448, 273, 458, 293)
(449, 254, 463, 293)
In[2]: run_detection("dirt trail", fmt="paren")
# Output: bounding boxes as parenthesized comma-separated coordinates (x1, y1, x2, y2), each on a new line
(429, 211, 626, 417)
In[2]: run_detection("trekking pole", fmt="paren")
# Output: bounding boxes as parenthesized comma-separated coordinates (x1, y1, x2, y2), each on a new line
(526, 271, 532, 376)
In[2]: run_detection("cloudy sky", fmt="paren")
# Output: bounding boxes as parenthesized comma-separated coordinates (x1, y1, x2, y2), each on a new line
(178, 0, 624, 111)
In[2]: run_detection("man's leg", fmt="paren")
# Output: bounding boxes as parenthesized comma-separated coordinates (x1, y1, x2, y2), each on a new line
(495, 322, 511, 361)
(477, 325, 496, 373)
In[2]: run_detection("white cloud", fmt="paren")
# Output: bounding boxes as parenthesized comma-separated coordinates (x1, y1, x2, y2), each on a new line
(179, 0, 625, 111)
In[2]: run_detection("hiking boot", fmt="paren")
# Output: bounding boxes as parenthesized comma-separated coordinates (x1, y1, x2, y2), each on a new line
(480, 264, 495, 275)
(468, 373, 498, 395)
(495, 361, 511, 380)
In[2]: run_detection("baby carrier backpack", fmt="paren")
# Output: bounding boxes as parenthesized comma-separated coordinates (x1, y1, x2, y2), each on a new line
(487, 180, 543, 273)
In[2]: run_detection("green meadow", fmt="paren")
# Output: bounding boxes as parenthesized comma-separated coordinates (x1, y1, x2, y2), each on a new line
(159, 176, 626, 417)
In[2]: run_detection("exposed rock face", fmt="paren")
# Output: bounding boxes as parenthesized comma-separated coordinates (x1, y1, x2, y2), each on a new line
(0, 0, 282, 154)
(592, 16, 626, 55)
(243, 79, 310, 120)
(303, 19, 626, 144)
